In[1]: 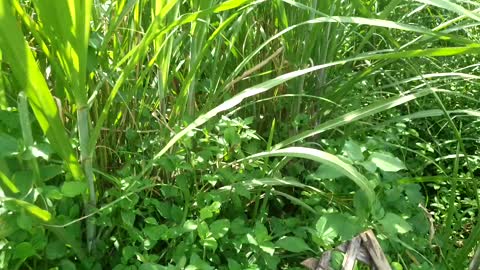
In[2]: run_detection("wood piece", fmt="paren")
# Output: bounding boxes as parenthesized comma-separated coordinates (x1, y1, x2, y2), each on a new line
(360, 230, 392, 270)
(342, 236, 361, 270)
(301, 251, 333, 270)
(336, 240, 373, 265)
(302, 230, 391, 270)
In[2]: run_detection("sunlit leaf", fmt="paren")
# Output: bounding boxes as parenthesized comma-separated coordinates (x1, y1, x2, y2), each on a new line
(369, 152, 407, 172)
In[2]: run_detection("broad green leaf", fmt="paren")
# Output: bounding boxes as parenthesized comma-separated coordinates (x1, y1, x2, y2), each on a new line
(197, 221, 210, 240)
(316, 213, 364, 242)
(353, 191, 370, 221)
(44, 186, 63, 200)
(275, 236, 311, 253)
(210, 219, 230, 239)
(61, 181, 88, 197)
(13, 242, 36, 260)
(254, 223, 271, 243)
(380, 213, 412, 235)
(16, 212, 33, 231)
(144, 225, 168, 241)
(343, 140, 364, 161)
(359, 160, 377, 173)
(189, 253, 213, 270)
(46, 241, 67, 260)
(239, 147, 375, 206)
(121, 211, 135, 227)
(227, 258, 242, 270)
(39, 165, 64, 182)
(259, 241, 275, 256)
(59, 259, 76, 270)
(183, 220, 198, 232)
(404, 185, 424, 205)
(139, 263, 167, 270)
(0, 132, 18, 157)
(369, 152, 407, 172)
(313, 164, 345, 179)
(200, 207, 213, 220)
(201, 237, 218, 251)
(0, 214, 18, 238)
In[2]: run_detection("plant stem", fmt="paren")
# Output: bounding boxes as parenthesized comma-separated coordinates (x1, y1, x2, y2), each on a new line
(77, 106, 97, 253)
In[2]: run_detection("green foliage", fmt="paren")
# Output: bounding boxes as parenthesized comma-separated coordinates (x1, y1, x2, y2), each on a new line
(0, 0, 480, 269)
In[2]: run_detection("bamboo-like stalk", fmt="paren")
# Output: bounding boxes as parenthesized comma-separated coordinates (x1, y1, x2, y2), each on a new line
(77, 106, 97, 252)
(186, 0, 214, 118)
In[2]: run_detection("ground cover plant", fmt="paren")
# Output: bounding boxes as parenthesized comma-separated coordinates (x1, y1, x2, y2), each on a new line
(0, 0, 480, 269)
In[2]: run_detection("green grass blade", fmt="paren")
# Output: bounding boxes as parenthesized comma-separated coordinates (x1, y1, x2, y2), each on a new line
(88, 0, 254, 154)
(224, 15, 478, 88)
(0, 0, 84, 181)
(416, 0, 480, 22)
(238, 147, 375, 206)
(2, 198, 51, 221)
(143, 44, 479, 177)
(0, 171, 19, 194)
(274, 88, 435, 149)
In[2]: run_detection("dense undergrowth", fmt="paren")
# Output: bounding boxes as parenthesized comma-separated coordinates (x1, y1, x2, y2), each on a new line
(0, 0, 480, 269)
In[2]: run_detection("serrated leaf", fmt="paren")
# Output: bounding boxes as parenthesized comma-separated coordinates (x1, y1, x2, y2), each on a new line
(315, 216, 337, 246)
(276, 236, 311, 253)
(369, 152, 406, 172)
